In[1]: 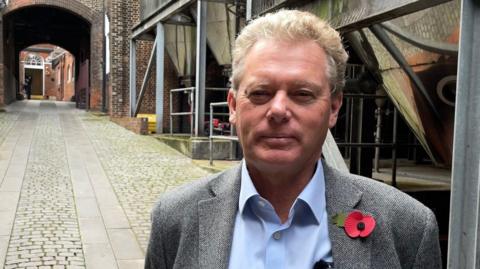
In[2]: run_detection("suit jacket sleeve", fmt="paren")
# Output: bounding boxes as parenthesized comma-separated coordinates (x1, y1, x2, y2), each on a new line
(145, 201, 167, 269)
(412, 209, 442, 269)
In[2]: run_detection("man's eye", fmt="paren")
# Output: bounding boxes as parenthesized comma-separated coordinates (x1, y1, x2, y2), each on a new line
(247, 90, 270, 103)
(292, 90, 315, 102)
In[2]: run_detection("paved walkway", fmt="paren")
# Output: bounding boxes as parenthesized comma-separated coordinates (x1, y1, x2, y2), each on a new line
(0, 100, 212, 268)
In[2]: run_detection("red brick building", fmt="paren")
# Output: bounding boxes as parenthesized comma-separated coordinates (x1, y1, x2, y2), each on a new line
(19, 45, 75, 101)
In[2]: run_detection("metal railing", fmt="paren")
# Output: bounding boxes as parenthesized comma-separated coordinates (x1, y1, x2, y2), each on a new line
(169, 87, 195, 135)
(209, 102, 238, 165)
(169, 87, 230, 135)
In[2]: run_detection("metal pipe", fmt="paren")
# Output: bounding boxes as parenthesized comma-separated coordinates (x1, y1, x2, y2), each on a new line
(191, 90, 195, 135)
(380, 22, 458, 56)
(209, 103, 213, 165)
(343, 94, 389, 99)
(170, 89, 173, 134)
(391, 107, 398, 188)
(369, 24, 441, 120)
(447, 0, 480, 267)
(129, 39, 136, 117)
(194, 0, 207, 136)
(337, 143, 395, 148)
(102, 10, 107, 113)
(156, 23, 165, 134)
(374, 107, 383, 172)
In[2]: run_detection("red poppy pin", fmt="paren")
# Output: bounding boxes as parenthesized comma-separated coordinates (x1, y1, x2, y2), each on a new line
(332, 211, 376, 238)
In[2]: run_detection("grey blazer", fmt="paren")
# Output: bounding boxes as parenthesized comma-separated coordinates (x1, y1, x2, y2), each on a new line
(145, 162, 441, 269)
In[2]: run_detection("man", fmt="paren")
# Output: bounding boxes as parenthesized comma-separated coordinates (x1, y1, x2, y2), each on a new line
(25, 75, 32, 100)
(145, 10, 441, 269)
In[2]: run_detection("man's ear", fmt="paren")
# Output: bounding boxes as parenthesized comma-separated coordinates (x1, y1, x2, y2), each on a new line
(329, 91, 343, 128)
(227, 89, 237, 125)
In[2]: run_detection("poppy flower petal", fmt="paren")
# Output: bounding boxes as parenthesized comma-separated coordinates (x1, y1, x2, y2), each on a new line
(359, 215, 376, 237)
(344, 214, 361, 238)
(349, 211, 363, 220)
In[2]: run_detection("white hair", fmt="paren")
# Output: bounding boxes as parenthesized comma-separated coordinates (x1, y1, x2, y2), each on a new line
(231, 9, 348, 93)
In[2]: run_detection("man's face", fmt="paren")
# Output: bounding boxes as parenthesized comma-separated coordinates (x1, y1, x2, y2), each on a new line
(228, 39, 342, 172)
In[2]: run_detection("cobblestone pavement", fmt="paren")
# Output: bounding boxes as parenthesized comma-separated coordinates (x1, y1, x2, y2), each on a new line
(4, 102, 85, 268)
(0, 111, 20, 146)
(79, 113, 211, 250)
(0, 100, 213, 268)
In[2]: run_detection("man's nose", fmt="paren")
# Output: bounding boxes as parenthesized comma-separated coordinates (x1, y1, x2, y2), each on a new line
(266, 91, 291, 123)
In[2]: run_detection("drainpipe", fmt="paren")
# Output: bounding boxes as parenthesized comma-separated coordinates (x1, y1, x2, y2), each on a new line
(102, 0, 107, 112)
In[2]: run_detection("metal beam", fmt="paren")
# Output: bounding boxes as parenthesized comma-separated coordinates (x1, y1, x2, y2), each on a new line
(134, 39, 158, 117)
(156, 23, 165, 134)
(447, 0, 480, 268)
(369, 24, 442, 120)
(194, 0, 207, 136)
(129, 39, 137, 117)
(334, 0, 453, 32)
(250, 0, 452, 33)
(132, 0, 196, 39)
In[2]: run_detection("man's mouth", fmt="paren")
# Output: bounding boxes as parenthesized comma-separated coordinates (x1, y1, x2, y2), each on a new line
(260, 135, 296, 146)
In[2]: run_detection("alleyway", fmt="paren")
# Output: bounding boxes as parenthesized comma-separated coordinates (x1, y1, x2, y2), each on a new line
(0, 100, 212, 268)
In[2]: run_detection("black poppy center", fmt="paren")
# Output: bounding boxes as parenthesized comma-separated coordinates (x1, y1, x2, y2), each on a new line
(357, 222, 365, 231)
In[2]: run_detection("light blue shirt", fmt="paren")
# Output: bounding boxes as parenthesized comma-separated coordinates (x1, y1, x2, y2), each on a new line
(228, 160, 333, 269)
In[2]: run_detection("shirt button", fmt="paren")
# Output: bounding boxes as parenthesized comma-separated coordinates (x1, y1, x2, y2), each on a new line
(273, 231, 281, 240)
(258, 200, 266, 207)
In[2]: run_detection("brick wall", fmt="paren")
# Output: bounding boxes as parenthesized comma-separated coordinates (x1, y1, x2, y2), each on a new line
(110, 116, 148, 135)
(108, 0, 141, 116)
(108, 0, 180, 131)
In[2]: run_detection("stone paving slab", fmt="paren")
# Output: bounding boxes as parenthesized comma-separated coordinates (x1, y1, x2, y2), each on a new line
(4, 103, 86, 268)
(78, 112, 213, 251)
(0, 100, 215, 268)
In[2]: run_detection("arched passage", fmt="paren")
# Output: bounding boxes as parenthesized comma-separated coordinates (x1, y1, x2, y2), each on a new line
(19, 44, 76, 101)
(1, 1, 104, 109)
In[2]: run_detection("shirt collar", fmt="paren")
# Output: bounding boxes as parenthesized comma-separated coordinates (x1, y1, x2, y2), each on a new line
(296, 160, 326, 224)
(238, 159, 260, 214)
(238, 159, 327, 224)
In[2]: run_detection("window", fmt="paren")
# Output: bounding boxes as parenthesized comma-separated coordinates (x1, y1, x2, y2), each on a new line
(25, 54, 43, 66)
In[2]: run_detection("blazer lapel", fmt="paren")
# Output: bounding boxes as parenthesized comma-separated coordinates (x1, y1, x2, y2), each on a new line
(198, 165, 242, 269)
(323, 163, 372, 269)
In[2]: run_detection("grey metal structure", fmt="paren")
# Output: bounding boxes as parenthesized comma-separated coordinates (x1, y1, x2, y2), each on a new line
(134, 0, 197, 39)
(209, 101, 238, 165)
(156, 23, 165, 133)
(129, 40, 137, 116)
(169, 87, 195, 135)
(369, 24, 441, 120)
(380, 22, 458, 56)
(447, 0, 480, 267)
(194, 0, 207, 136)
(249, 0, 451, 32)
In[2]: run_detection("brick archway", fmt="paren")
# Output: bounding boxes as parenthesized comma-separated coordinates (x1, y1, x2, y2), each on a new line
(1, 0, 104, 110)
(4, 0, 94, 24)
